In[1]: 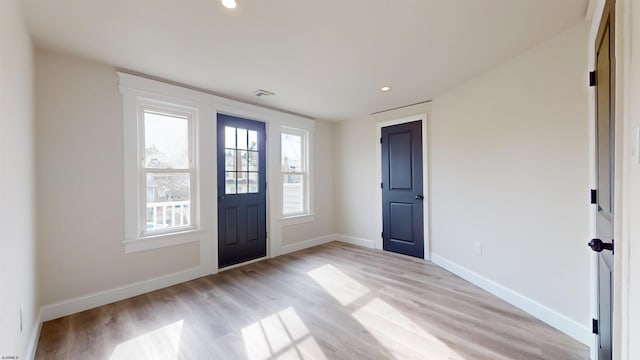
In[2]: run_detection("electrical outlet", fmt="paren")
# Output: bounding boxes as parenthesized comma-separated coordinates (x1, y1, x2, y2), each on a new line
(633, 125, 640, 164)
(19, 306, 23, 332)
(474, 242, 482, 255)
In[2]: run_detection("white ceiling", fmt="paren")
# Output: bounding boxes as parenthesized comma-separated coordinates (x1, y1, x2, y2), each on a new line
(22, 0, 587, 121)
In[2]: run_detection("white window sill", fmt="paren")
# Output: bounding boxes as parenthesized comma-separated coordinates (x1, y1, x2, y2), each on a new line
(123, 229, 206, 254)
(279, 214, 315, 226)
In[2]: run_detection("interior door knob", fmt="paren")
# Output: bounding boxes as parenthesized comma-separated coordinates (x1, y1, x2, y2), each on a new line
(588, 238, 614, 253)
(415, 195, 424, 200)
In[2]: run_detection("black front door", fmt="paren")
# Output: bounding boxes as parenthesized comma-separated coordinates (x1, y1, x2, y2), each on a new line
(381, 120, 424, 258)
(589, 1, 615, 358)
(217, 114, 267, 268)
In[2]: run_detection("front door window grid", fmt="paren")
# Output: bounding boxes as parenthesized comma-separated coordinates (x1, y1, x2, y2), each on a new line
(225, 126, 259, 195)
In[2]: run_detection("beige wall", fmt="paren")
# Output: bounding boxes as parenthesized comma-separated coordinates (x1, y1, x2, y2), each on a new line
(35, 50, 200, 306)
(0, 0, 38, 357)
(335, 116, 378, 240)
(336, 21, 590, 328)
(282, 120, 336, 245)
(430, 22, 590, 325)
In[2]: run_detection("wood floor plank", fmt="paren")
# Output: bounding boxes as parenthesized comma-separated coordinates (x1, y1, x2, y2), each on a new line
(35, 242, 589, 360)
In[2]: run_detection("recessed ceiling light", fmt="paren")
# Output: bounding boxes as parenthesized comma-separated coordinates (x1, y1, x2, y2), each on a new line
(381, 86, 392, 92)
(222, 0, 237, 9)
(253, 89, 275, 97)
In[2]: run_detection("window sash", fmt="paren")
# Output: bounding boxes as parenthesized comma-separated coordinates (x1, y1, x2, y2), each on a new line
(140, 105, 195, 171)
(281, 129, 307, 172)
(282, 173, 307, 216)
(141, 169, 196, 236)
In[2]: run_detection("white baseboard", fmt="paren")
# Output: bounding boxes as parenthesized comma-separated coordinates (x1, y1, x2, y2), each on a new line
(25, 309, 42, 360)
(279, 234, 338, 256)
(431, 253, 591, 346)
(38, 233, 344, 323)
(40, 266, 201, 322)
(38, 234, 375, 323)
(335, 234, 376, 249)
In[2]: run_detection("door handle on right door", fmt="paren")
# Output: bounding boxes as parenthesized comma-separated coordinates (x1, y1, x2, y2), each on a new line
(588, 238, 614, 253)
(415, 195, 424, 200)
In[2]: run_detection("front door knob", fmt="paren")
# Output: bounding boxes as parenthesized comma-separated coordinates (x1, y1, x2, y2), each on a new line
(588, 238, 614, 253)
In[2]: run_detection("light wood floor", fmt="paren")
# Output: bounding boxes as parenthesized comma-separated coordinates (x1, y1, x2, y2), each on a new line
(36, 242, 589, 360)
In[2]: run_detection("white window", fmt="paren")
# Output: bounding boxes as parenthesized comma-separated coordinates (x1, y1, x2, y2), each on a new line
(141, 106, 195, 235)
(281, 128, 309, 217)
(120, 70, 205, 253)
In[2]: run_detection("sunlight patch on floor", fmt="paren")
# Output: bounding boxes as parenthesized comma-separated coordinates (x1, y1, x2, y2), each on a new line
(353, 298, 466, 360)
(109, 320, 183, 360)
(307, 264, 370, 306)
(308, 263, 465, 360)
(241, 307, 327, 360)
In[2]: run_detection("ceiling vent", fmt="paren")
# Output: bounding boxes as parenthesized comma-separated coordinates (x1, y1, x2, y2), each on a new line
(253, 89, 276, 97)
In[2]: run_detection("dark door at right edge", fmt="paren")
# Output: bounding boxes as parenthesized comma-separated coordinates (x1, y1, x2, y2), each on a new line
(381, 120, 424, 258)
(592, 1, 615, 359)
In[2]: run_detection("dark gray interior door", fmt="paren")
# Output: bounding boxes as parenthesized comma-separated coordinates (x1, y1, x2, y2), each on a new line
(589, 2, 615, 359)
(217, 114, 267, 268)
(381, 120, 424, 258)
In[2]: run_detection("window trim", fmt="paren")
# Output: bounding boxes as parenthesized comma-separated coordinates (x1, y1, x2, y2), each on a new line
(280, 126, 313, 219)
(120, 78, 204, 254)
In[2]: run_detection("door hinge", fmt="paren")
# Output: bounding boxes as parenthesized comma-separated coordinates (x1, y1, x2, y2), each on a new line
(612, 239, 615, 255)
(590, 189, 597, 204)
(381, 182, 383, 189)
(265, 231, 268, 239)
(381, 232, 384, 239)
(589, 71, 596, 87)
(592, 318, 599, 334)
(380, 137, 382, 144)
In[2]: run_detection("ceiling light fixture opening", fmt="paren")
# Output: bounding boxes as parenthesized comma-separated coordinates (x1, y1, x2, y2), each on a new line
(380, 86, 392, 92)
(222, 0, 237, 9)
